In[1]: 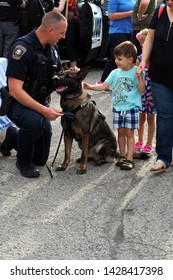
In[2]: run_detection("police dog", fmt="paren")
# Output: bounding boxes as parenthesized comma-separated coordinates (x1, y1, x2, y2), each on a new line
(55, 67, 117, 174)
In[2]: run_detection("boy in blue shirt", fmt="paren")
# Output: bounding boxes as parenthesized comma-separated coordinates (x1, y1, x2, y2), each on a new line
(84, 41, 145, 170)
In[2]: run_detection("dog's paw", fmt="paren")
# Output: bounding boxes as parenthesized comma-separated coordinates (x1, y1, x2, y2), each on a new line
(76, 168, 86, 174)
(55, 166, 66, 171)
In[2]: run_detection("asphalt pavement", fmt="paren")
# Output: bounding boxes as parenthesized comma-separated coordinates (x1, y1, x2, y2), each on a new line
(0, 61, 173, 260)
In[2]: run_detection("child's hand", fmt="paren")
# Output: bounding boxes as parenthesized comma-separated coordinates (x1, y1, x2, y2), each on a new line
(136, 66, 146, 93)
(138, 61, 146, 72)
(83, 82, 91, 89)
(136, 66, 143, 79)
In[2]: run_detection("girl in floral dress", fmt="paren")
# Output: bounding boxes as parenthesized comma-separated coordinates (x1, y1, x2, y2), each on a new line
(134, 28, 157, 153)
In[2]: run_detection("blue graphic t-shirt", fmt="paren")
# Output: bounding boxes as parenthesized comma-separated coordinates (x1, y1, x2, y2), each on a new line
(106, 66, 142, 111)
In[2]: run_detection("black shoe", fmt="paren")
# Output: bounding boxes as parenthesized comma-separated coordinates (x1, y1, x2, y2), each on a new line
(0, 126, 16, 156)
(16, 161, 40, 178)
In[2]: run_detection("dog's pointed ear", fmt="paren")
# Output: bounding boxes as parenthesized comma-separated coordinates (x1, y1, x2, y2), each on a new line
(78, 66, 90, 80)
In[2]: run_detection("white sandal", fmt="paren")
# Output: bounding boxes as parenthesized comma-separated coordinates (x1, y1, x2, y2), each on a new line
(150, 159, 168, 172)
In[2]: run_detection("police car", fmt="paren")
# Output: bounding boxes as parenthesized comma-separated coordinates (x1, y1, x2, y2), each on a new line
(58, 0, 109, 63)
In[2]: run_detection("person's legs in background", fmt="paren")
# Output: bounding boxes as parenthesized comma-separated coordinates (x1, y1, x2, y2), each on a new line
(151, 82, 173, 168)
(99, 33, 132, 83)
(135, 113, 155, 153)
(66, 18, 80, 68)
(134, 113, 145, 150)
(0, 22, 19, 58)
(142, 114, 155, 152)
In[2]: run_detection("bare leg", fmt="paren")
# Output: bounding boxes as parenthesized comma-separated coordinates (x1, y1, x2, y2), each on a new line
(126, 128, 135, 161)
(145, 114, 155, 146)
(138, 113, 146, 143)
(118, 128, 126, 157)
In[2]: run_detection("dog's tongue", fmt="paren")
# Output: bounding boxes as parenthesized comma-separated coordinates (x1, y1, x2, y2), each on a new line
(56, 86, 67, 92)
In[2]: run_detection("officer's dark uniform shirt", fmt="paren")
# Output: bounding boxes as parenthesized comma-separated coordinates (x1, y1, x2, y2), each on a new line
(6, 30, 63, 103)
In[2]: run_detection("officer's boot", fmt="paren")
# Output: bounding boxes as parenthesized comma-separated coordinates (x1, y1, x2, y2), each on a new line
(16, 161, 40, 178)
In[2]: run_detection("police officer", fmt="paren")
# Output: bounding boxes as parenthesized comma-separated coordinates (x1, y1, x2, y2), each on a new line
(0, 11, 66, 178)
(0, 0, 26, 57)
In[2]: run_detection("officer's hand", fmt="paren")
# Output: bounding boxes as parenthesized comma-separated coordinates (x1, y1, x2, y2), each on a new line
(42, 107, 64, 120)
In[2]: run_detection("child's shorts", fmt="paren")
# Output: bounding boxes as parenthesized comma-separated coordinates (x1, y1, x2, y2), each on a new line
(113, 107, 139, 129)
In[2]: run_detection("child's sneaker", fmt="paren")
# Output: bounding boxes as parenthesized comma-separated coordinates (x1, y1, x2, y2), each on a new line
(141, 144, 153, 153)
(134, 141, 143, 151)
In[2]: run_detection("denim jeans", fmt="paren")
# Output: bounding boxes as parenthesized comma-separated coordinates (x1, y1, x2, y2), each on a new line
(151, 82, 173, 166)
(9, 102, 52, 166)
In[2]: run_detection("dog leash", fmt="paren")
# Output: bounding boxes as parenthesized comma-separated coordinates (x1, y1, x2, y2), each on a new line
(46, 111, 75, 178)
(46, 128, 64, 178)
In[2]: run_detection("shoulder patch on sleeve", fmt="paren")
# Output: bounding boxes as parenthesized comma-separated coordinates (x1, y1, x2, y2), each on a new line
(12, 45, 27, 60)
